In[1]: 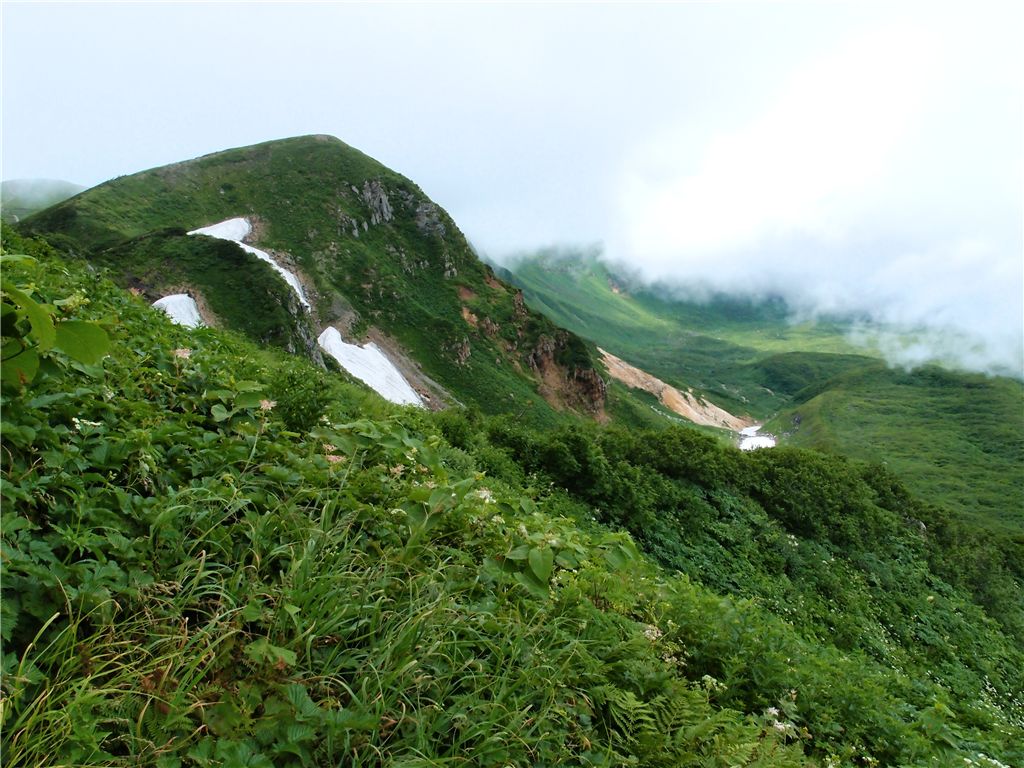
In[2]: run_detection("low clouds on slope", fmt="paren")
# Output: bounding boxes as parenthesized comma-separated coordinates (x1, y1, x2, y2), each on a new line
(611, 14, 1023, 377)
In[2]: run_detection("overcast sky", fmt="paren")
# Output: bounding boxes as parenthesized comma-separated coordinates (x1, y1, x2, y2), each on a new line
(3, 1, 1022, 374)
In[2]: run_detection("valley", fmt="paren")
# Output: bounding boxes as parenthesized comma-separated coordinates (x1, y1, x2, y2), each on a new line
(501, 248, 1024, 537)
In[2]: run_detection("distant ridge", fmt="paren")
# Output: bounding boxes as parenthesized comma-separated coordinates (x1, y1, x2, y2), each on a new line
(1, 178, 84, 222)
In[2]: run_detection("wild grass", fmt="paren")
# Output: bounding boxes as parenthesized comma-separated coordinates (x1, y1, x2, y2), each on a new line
(3, 222, 1022, 767)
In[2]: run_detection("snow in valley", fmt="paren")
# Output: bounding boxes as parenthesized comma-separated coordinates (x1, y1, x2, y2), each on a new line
(739, 425, 776, 451)
(318, 327, 423, 407)
(152, 294, 203, 328)
(188, 218, 311, 308)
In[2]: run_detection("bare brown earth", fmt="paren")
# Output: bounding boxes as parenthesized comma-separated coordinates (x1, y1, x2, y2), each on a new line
(598, 348, 752, 431)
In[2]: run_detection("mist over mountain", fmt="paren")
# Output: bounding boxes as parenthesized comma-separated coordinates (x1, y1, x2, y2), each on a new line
(618, 235, 1022, 379)
(0, 178, 84, 222)
(496, 236, 1022, 380)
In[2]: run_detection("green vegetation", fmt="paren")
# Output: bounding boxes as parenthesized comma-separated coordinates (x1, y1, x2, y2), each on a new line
(92, 228, 314, 352)
(504, 248, 1024, 539)
(2, 239, 1022, 766)
(767, 363, 1024, 536)
(498, 248, 866, 417)
(18, 137, 615, 427)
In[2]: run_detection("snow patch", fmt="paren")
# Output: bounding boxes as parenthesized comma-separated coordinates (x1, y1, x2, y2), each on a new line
(188, 217, 310, 309)
(739, 425, 776, 451)
(318, 327, 423, 407)
(153, 294, 203, 328)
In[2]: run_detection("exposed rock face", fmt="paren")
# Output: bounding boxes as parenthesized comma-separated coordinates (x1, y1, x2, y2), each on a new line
(480, 316, 500, 337)
(361, 180, 393, 225)
(282, 285, 326, 367)
(415, 201, 446, 237)
(528, 334, 559, 373)
(513, 290, 528, 320)
(599, 347, 749, 430)
(528, 333, 607, 416)
(572, 368, 608, 413)
(447, 337, 472, 366)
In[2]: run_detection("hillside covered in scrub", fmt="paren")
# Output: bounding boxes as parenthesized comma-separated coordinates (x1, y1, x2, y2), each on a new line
(501, 248, 1024, 538)
(18, 136, 615, 426)
(2, 228, 1022, 766)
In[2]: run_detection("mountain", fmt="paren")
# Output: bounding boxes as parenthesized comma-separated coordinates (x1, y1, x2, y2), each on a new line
(18, 136, 610, 425)
(767, 362, 1024, 536)
(2, 234, 1021, 765)
(501, 248, 1024, 537)
(0, 178, 84, 223)
(494, 247, 869, 418)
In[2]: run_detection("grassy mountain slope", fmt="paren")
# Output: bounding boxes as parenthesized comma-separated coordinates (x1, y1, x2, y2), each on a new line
(503, 248, 1024, 537)
(2, 231, 1022, 766)
(767, 364, 1024, 536)
(0, 179, 84, 223)
(498, 248, 868, 417)
(18, 137, 612, 426)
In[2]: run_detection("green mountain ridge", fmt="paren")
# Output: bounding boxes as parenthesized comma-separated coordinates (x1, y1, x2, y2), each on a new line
(2, 231, 1021, 765)
(3, 138, 1022, 766)
(18, 136, 615, 427)
(501, 248, 1024, 537)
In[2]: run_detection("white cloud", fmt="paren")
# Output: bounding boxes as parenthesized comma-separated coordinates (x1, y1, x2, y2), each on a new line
(617, 21, 940, 264)
(611, 13, 1022, 376)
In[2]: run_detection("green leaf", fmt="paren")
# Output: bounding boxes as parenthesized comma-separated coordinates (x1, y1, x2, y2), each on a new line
(506, 544, 532, 561)
(211, 403, 231, 422)
(555, 550, 580, 569)
(513, 570, 550, 598)
(0, 254, 36, 265)
(1, 343, 39, 387)
(528, 546, 554, 583)
(235, 391, 268, 409)
(54, 320, 110, 364)
(244, 637, 296, 668)
(3, 284, 55, 351)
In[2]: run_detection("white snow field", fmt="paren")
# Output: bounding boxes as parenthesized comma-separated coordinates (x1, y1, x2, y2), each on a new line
(152, 294, 203, 328)
(739, 425, 776, 451)
(188, 218, 311, 308)
(317, 327, 423, 407)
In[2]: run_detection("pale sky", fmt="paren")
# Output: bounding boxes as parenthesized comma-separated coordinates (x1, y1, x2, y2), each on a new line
(3, 1, 1022, 374)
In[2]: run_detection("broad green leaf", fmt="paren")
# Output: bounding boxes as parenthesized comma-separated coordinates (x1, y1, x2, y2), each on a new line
(528, 546, 554, 583)
(428, 485, 453, 513)
(211, 403, 231, 422)
(1, 343, 39, 387)
(555, 550, 580, 569)
(235, 391, 268, 408)
(0, 254, 36, 265)
(54, 320, 109, 364)
(603, 543, 637, 571)
(3, 284, 55, 351)
(513, 570, 549, 598)
(244, 637, 296, 667)
(506, 544, 532, 561)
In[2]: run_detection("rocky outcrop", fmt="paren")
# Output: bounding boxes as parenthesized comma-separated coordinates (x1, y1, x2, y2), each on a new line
(415, 201, 446, 237)
(599, 348, 750, 430)
(513, 290, 528, 320)
(361, 180, 393, 225)
(528, 333, 607, 416)
(572, 367, 608, 413)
